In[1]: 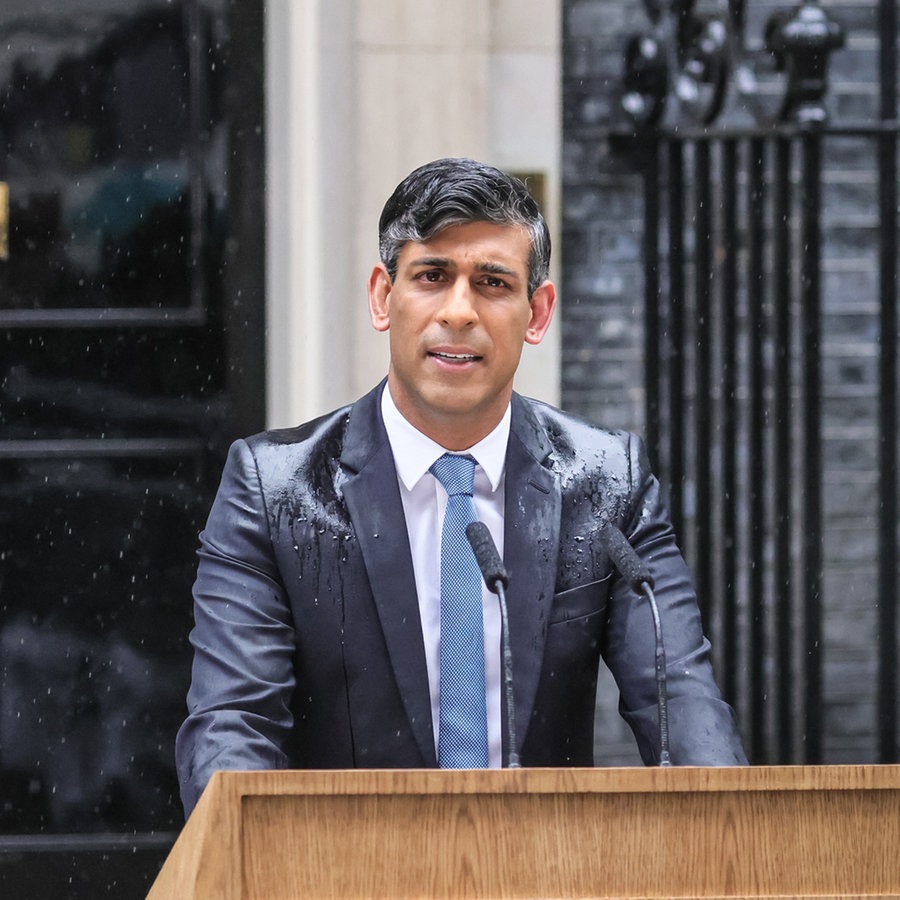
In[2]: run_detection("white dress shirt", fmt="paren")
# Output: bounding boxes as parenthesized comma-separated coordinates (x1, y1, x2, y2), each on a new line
(381, 386, 507, 767)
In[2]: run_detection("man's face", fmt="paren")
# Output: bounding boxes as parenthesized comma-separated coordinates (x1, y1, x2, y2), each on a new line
(368, 221, 556, 450)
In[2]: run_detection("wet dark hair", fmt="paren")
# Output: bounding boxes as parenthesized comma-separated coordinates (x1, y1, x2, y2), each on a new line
(378, 157, 551, 298)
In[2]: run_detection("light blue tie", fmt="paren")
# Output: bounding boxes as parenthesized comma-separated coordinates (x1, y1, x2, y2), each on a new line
(429, 453, 489, 768)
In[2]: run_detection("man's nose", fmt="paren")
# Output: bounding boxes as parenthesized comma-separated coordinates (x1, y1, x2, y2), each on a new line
(437, 279, 478, 326)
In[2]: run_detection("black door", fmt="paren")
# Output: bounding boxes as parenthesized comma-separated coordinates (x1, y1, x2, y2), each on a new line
(0, 1, 265, 894)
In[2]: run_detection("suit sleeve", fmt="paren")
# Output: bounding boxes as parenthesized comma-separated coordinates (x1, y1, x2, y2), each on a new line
(602, 433, 748, 766)
(175, 439, 297, 817)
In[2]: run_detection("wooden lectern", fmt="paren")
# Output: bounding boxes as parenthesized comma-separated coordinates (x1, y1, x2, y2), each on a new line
(148, 765, 900, 898)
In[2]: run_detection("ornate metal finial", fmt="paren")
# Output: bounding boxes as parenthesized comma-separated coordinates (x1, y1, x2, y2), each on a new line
(765, 2, 845, 124)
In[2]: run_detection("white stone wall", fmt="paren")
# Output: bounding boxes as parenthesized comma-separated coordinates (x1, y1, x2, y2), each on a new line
(265, 0, 562, 429)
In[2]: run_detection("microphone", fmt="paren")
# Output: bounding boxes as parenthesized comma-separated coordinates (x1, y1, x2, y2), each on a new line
(600, 523, 655, 592)
(465, 521, 509, 591)
(600, 524, 671, 767)
(465, 521, 520, 768)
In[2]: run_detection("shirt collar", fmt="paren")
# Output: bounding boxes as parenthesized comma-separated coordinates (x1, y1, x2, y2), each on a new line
(381, 385, 509, 493)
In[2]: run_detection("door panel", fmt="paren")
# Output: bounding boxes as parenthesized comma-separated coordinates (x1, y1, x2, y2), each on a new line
(0, 1, 264, 892)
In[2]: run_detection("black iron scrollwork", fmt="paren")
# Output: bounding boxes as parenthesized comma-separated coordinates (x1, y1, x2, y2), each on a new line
(620, 0, 844, 128)
(620, 0, 733, 127)
(671, 0, 732, 123)
(621, 33, 668, 127)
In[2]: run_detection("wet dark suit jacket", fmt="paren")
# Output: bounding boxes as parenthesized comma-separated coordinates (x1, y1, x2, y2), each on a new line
(175, 380, 746, 815)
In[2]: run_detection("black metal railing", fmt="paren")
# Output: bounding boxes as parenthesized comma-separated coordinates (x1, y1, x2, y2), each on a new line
(876, 0, 898, 768)
(617, 0, 898, 763)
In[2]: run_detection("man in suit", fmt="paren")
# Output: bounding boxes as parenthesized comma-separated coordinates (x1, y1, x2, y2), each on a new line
(175, 157, 746, 817)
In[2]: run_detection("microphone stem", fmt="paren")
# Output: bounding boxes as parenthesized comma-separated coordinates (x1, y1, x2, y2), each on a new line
(643, 581, 671, 766)
(495, 580, 520, 768)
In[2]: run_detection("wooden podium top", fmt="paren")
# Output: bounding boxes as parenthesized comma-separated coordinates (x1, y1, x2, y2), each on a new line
(188, 761, 900, 796)
(149, 765, 900, 899)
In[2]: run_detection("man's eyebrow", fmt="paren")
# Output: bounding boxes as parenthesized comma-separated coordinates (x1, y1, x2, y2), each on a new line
(476, 261, 518, 277)
(407, 255, 453, 268)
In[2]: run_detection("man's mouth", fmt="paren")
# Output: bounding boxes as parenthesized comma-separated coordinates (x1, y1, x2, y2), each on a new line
(429, 351, 482, 362)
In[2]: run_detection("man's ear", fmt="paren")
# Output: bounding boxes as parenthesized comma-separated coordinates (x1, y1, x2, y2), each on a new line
(368, 263, 392, 332)
(525, 280, 557, 345)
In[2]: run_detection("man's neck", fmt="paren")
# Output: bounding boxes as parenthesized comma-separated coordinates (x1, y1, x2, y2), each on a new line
(381, 386, 510, 494)
(385, 380, 511, 451)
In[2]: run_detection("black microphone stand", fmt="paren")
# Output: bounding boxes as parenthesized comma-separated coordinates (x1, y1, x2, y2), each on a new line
(465, 522, 520, 769)
(600, 524, 671, 767)
(493, 577, 520, 769)
(640, 579, 671, 767)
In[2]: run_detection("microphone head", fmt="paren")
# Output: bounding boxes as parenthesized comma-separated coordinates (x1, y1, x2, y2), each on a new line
(465, 521, 510, 593)
(600, 523, 655, 592)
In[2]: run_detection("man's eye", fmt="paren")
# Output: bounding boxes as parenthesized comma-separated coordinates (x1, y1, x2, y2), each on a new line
(417, 270, 443, 282)
(482, 276, 509, 289)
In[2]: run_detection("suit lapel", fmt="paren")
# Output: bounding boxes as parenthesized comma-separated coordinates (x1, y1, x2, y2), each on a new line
(503, 395, 561, 757)
(340, 383, 437, 766)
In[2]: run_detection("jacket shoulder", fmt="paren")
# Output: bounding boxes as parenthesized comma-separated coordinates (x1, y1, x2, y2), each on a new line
(515, 396, 654, 514)
(243, 403, 353, 453)
(229, 404, 354, 519)
(519, 396, 637, 464)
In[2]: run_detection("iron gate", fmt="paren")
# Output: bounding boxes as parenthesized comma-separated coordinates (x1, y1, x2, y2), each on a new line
(609, 0, 898, 764)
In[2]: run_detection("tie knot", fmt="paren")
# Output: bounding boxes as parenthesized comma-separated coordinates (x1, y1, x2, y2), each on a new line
(430, 453, 476, 497)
